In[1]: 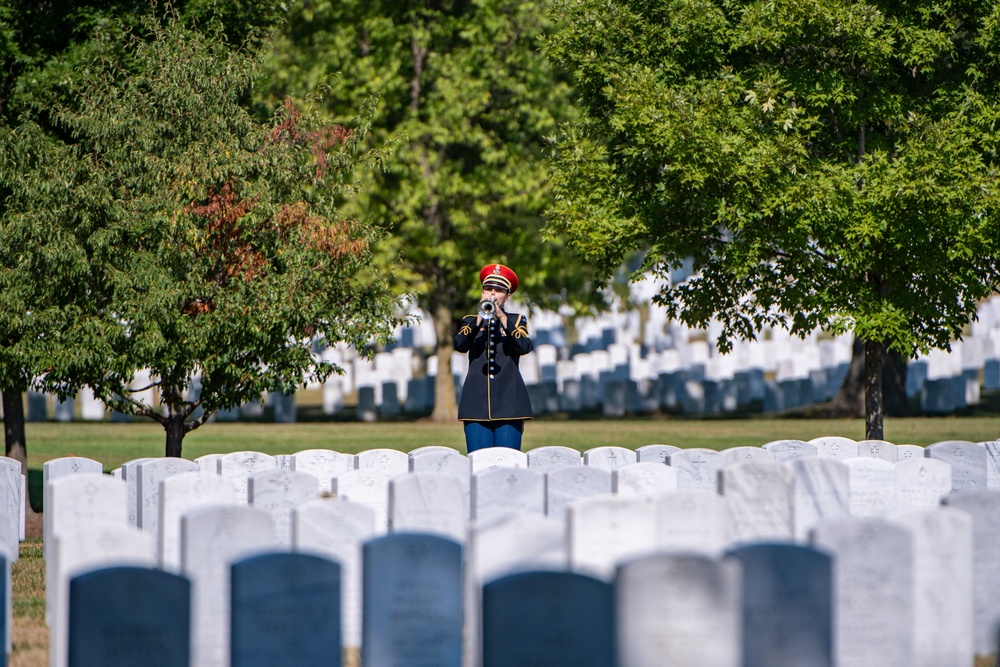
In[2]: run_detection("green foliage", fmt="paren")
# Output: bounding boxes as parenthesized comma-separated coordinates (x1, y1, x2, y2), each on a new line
(258, 0, 608, 316)
(0, 0, 284, 120)
(547, 0, 1000, 357)
(0, 15, 398, 448)
(258, 0, 610, 419)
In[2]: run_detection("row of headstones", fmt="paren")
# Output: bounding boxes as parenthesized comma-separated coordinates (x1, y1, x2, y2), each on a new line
(44, 437, 1000, 566)
(44, 437, 999, 549)
(40, 438, 1000, 665)
(57, 504, 999, 667)
(18, 359, 999, 424)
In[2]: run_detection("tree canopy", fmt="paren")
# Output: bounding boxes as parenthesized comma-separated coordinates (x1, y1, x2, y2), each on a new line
(258, 0, 608, 420)
(547, 0, 1000, 436)
(0, 14, 398, 456)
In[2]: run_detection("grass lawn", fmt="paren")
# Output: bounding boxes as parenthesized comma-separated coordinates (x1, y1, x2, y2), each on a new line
(21, 415, 1000, 472)
(9, 415, 1000, 666)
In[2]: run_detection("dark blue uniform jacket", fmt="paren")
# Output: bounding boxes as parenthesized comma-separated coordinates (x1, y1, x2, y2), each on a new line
(453, 312, 534, 421)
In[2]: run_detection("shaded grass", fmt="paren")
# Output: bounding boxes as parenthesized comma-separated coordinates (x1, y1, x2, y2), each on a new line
(12, 541, 47, 667)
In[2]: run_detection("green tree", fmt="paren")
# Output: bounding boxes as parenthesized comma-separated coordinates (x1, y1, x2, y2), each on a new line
(547, 0, 1000, 437)
(0, 0, 288, 470)
(258, 0, 607, 421)
(0, 15, 398, 457)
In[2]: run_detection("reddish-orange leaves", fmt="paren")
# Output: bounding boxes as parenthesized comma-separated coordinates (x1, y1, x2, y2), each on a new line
(263, 98, 353, 178)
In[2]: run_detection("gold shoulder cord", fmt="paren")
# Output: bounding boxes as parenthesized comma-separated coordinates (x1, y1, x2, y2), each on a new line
(458, 315, 476, 336)
(513, 314, 529, 339)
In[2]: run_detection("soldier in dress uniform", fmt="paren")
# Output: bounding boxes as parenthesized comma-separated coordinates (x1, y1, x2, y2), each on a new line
(453, 263, 534, 452)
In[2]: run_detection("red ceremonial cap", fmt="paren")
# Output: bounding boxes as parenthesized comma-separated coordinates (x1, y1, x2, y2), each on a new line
(479, 263, 519, 294)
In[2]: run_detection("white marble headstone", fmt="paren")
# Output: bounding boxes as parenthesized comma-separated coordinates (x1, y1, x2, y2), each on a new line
(293, 498, 377, 649)
(194, 453, 223, 474)
(50, 525, 156, 667)
(469, 448, 528, 474)
(635, 444, 681, 465)
(248, 469, 320, 546)
(719, 460, 794, 544)
(942, 490, 1000, 656)
(42, 457, 104, 560)
(656, 492, 731, 556)
(472, 467, 545, 524)
(121, 458, 154, 527)
(888, 508, 973, 667)
(0, 458, 22, 561)
(354, 448, 409, 477)
(583, 446, 637, 471)
(158, 471, 236, 572)
(218, 451, 277, 504)
(895, 458, 952, 510)
(291, 449, 354, 494)
(332, 469, 392, 532)
(465, 513, 566, 667)
(136, 458, 199, 534)
(545, 466, 612, 521)
(526, 446, 582, 472)
(926, 440, 987, 493)
(792, 457, 850, 541)
(809, 437, 859, 459)
(182, 505, 276, 667)
(846, 457, 896, 517)
(762, 440, 818, 462)
(389, 472, 466, 541)
(668, 449, 724, 492)
(616, 553, 742, 667)
(568, 494, 657, 580)
(857, 440, 898, 462)
(985, 442, 1000, 488)
(720, 446, 775, 466)
(613, 462, 678, 500)
(811, 518, 913, 667)
(896, 445, 924, 461)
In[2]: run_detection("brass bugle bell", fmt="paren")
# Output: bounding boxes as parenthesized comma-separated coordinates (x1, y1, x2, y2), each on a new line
(478, 298, 496, 320)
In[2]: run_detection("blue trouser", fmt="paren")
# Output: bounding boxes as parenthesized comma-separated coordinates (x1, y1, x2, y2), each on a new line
(463, 420, 525, 453)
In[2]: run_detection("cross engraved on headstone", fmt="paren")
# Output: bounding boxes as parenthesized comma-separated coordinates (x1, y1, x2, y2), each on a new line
(690, 456, 706, 482)
(269, 476, 293, 492)
(506, 474, 518, 489)
(243, 457, 256, 473)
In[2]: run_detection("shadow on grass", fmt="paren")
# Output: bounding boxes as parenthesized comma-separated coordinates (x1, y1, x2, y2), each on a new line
(27, 469, 42, 513)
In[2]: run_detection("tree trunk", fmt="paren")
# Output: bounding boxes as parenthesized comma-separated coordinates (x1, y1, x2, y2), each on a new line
(864, 339, 884, 440)
(829, 336, 910, 419)
(430, 303, 458, 422)
(165, 418, 185, 458)
(2, 387, 36, 517)
(829, 338, 866, 417)
(2, 389, 27, 473)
